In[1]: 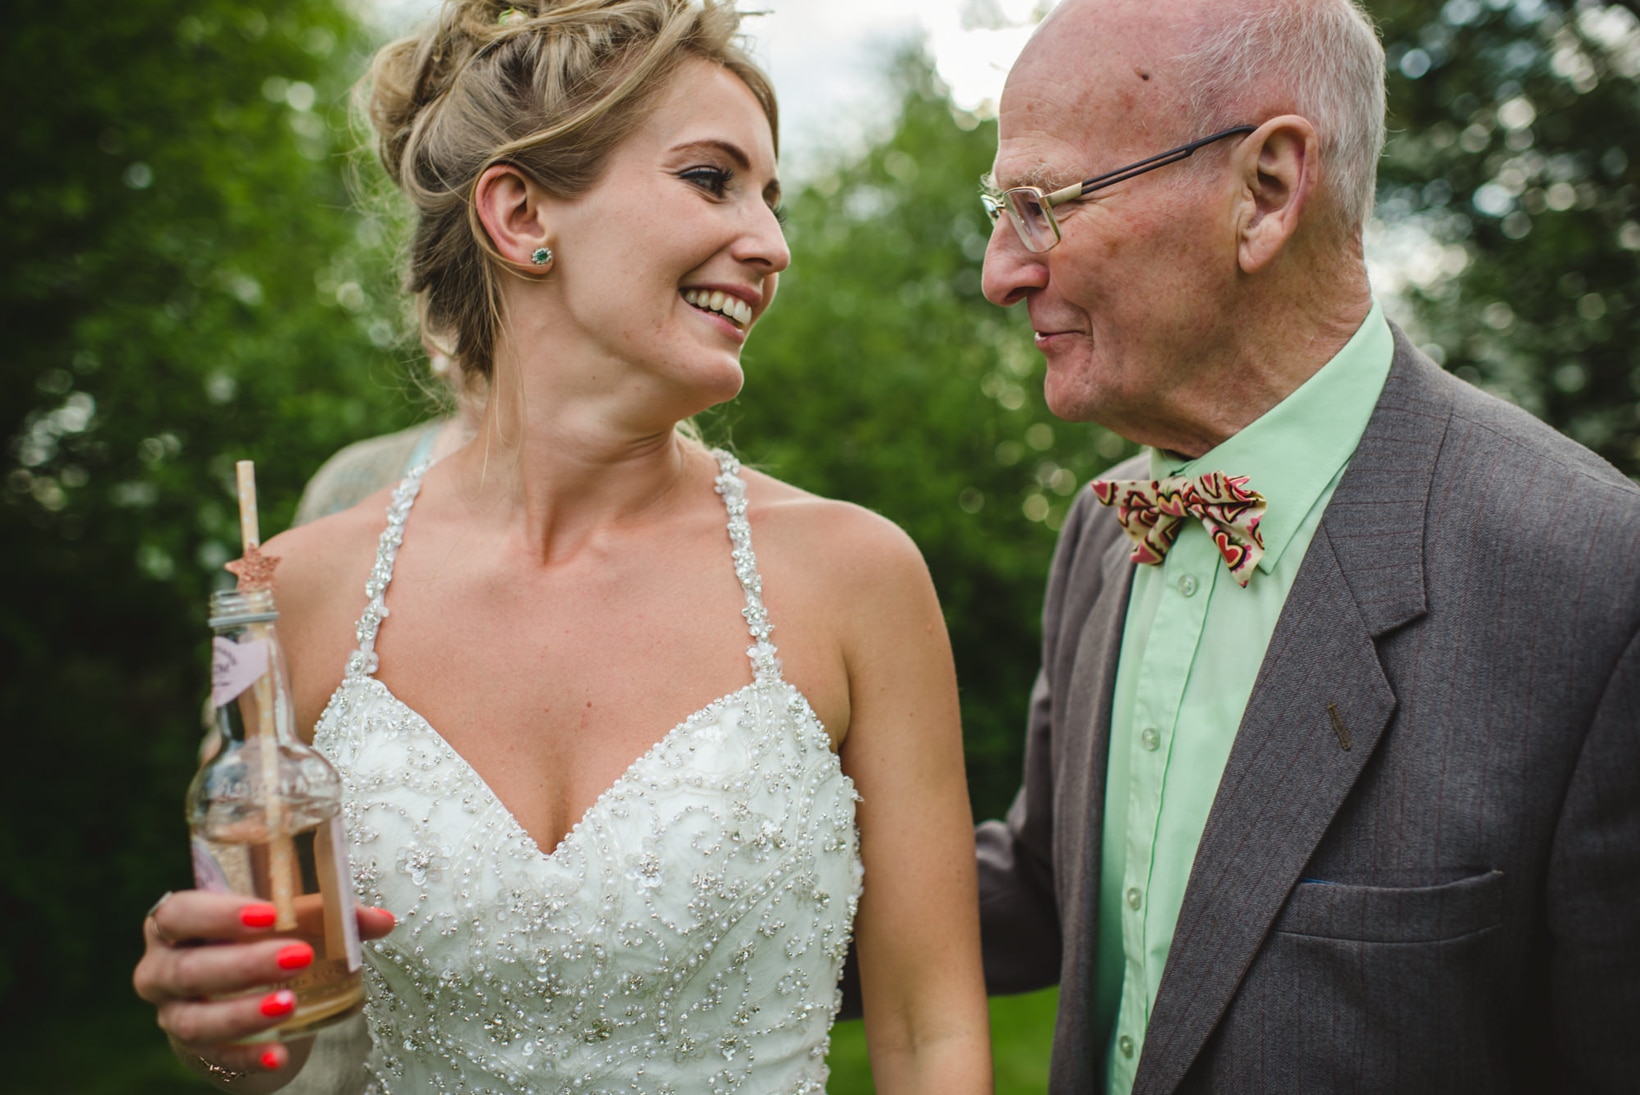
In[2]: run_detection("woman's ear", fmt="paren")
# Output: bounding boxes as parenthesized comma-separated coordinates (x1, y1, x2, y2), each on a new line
(473, 163, 554, 272)
(1232, 115, 1320, 274)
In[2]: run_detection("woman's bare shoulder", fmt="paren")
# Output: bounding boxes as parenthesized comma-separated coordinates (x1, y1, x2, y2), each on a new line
(737, 466, 932, 598)
(261, 487, 393, 621)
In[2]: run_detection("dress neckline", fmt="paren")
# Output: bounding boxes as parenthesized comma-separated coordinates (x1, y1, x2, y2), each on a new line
(343, 674, 825, 865)
(324, 447, 823, 862)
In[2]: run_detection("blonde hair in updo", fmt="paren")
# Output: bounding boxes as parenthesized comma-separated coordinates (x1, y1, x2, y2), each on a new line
(363, 0, 777, 382)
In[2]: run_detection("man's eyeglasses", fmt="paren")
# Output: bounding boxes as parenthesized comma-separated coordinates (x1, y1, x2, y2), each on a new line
(981, 125, 1257, 253)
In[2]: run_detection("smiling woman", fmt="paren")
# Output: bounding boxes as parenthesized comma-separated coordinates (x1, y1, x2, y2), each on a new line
(477, 57, 790, 413)
(128, 2, 992, 1093)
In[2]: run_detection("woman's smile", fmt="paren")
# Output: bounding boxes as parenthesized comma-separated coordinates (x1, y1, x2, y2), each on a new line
(681, 287, 755, 329)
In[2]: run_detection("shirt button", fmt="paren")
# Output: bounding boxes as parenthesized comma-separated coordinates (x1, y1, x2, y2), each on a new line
(1140, 727, 1160, 751)
(1126, 887, 1142, 911)
(1118, 1034, 1135, 1059)
(1177, 574, 1198, 596)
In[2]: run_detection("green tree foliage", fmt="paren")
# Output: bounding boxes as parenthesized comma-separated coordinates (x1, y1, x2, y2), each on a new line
(1374, 0, 1640, 475)
(704, 55, 1137, 819)
(0, 0, 414, 1050)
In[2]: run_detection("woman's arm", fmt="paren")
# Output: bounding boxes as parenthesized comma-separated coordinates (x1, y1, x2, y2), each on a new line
(831, 512, 993, 1094)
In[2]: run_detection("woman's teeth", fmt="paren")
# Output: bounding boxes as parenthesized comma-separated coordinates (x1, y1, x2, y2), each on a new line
(683, 289, 752, 328)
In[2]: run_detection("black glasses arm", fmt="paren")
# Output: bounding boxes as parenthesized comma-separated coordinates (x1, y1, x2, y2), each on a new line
(1077, 125, 1257, 198)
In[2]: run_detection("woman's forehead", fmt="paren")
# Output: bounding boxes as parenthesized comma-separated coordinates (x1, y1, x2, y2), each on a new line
(632, 62, 776, 158)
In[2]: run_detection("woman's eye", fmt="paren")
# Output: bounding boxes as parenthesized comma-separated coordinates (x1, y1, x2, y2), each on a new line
(681, 166, 733, 197)
(770, 204, 788, 226)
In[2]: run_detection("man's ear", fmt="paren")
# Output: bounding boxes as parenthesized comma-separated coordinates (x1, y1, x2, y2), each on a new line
(473, 163, 554, 271)
(1233, 115, 1319, 274)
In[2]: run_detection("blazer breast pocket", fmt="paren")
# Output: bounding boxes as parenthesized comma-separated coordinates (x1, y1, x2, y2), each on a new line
(1214, 871, 1516, 1092)
(1271, 869, 1504, 943)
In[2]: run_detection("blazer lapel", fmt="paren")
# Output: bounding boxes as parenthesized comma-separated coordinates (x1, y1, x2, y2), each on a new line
(1131, 333, 1454, 1094)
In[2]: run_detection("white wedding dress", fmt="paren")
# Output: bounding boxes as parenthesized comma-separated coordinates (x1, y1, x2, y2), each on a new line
(312, 451, 863, 1095)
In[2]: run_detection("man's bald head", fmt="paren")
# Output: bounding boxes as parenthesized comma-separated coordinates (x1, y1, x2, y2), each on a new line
(1018, 0, 1385, 235)
(984, 0, 1382, 450)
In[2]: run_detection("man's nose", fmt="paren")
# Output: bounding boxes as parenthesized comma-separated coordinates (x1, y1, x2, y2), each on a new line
(981, 218, 1048, 307)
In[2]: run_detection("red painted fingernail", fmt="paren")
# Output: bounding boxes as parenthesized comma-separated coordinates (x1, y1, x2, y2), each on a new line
(241, 904, 278, 928)
(275, 943, 313, 970)
(259, 989, 296, 1017)
(261, 1048, 282, 1070)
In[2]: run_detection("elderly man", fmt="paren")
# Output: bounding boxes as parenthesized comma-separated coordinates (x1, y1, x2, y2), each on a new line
(972, 0, 1640, 1092)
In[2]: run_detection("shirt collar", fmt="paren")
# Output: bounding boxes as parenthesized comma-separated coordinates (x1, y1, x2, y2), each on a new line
(1149, 300, 1393, 572)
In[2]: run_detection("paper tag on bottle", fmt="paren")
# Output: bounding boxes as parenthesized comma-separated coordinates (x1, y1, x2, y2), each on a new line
(191, 837, 233, 893)
(211, 636, 269, 708)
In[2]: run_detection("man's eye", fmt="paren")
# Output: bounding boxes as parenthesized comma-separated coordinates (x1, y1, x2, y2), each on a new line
(681, 166, 733, 196)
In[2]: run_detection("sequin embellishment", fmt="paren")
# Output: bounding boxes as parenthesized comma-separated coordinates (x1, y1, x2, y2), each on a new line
(313, 451, 863, 1094)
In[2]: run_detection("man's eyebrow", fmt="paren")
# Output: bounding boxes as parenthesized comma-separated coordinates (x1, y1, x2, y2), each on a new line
(983, 163, 1069, 191)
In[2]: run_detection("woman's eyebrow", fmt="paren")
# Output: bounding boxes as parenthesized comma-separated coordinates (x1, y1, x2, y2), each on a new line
(669, 138, 751, 169)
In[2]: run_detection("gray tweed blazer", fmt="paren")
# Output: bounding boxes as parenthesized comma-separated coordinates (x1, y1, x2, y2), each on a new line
(974, 327, 1640, 1093)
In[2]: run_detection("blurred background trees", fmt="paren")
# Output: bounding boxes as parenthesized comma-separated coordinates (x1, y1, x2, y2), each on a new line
(3, 0, 1635, 1090)
(703, 55, 1131, 817)
(1, 2, 412, 1088)
(1374, 0, 1640, 474)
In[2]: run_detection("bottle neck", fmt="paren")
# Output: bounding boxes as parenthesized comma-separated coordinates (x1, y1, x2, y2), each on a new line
(208, 588, 296, 749)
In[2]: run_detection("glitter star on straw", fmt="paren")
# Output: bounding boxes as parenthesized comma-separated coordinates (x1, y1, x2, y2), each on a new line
(224, 543, 281, 592)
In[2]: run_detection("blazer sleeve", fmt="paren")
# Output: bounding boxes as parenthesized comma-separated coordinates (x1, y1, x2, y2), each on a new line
(973, 486, 1099, 995)
(1548, 622, 1640, 1092)
(975, 672, 1064, 994)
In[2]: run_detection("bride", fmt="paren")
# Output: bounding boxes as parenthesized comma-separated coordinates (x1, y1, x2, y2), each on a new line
(131, 1, 991, 1091)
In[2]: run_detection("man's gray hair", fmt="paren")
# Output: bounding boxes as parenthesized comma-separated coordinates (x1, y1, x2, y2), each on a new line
(1174, 0, 1386, 234)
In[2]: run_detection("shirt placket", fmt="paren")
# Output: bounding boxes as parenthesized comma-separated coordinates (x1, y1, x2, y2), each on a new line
(1108, 528, 1215, 1093)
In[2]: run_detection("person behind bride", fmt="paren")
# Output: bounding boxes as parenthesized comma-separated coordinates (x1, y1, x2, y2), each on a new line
(290, 340, 477, 527)
(131, 1, 992, 1091)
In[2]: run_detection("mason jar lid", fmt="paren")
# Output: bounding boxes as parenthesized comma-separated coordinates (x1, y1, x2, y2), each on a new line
(209, 588, 279, 628)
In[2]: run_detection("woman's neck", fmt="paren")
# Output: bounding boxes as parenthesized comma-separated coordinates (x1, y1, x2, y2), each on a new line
(440, 377, 707, 565)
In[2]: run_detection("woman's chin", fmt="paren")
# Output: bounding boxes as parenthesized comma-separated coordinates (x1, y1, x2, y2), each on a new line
(678, 361, 747, 413)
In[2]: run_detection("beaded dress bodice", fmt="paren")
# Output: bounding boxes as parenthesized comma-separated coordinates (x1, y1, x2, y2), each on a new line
(312, 451, 862, 1095)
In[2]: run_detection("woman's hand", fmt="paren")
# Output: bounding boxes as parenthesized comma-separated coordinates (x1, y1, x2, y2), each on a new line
(132, 890, 394, 1088)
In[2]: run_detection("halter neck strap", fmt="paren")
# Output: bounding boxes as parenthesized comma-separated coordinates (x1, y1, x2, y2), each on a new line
(344, 461, 430, 679)
(711, 449, 781, 684)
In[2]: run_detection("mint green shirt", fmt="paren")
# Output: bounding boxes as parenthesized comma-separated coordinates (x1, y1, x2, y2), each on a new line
(1095, 303, 1394, 1093)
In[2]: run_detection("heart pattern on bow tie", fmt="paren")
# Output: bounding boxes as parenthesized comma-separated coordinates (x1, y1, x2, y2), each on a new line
(1090, 472, 1267, 586)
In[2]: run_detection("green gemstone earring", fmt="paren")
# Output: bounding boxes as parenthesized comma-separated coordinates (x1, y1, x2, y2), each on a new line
(530, 247, 553, 267)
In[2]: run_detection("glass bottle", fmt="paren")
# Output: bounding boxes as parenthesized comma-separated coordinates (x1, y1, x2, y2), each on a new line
(189, 587, 364, 1040)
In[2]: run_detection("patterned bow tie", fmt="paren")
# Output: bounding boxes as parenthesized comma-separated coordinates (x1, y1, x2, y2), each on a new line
(1090, 472, 1267, 586)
